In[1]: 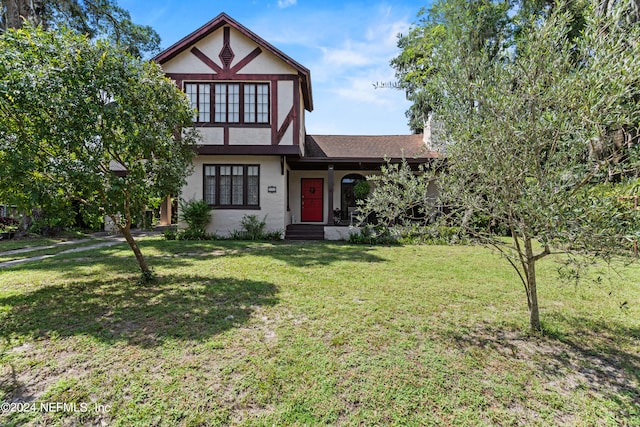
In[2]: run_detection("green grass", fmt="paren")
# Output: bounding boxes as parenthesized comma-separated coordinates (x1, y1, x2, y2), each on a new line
(0, 237, 638, 426)
(0, 236, 70, 252)
(0, 231, 93, 253)
(0, 239, 104, 263)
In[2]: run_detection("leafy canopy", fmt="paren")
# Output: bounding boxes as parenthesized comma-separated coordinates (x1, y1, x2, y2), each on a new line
(0, 0, 160, 56)
(386, 0, 640, 331)
(0, 25, 199, 273)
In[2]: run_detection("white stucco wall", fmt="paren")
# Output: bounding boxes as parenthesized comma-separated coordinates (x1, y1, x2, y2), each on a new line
(277, 80, 295, 146)
(181, 155, 287, 236)
(161, 48, 214, 74)
(197, 127, 225, 145)
(229, 128, 272, 145)
(240, 49, 297, 75)
(278, 80, 293, 126)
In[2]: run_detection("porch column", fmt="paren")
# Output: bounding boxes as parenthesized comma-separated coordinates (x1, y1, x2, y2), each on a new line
(327, 165, 334, 225)
(159, 195, 172, 226)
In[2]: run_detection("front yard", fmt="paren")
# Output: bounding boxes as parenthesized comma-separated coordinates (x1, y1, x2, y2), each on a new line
(0, 237, 638, 426)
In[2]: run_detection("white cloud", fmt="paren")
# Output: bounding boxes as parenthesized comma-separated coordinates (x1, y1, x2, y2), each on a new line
(277, 0, 297, 8)
(243, 1, 419, 134)
(320, 45, 373, 67)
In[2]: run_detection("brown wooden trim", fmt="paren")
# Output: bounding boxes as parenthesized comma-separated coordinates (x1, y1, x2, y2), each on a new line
(154, 15, 230, 64)
(203, 163, 260, 208)
(229, 47, 262, 75)
(271, 79, 278, 145)
(327, 165, 334, 225)
(219, 27, 235, 70)
(166, 73, 298, 82)
(197, 145, 301, 155)
(224, 127, 229, 145)
(276, 106, 295, 145)
(193, 123, 270, 129)
(223, 26, 230, 45)
(291, 156, 437, 163)
(190, 47, 223, 73)
(286, 169, 290, 211)
(209, 206, 262, 210)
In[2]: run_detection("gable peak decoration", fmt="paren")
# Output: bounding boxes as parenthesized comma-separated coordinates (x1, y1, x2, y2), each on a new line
(153, 12, 313, 111)
(219, 27, 235, 68)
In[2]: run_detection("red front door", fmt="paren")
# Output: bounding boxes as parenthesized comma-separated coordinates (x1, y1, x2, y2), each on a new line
(301, 178, 323, 222)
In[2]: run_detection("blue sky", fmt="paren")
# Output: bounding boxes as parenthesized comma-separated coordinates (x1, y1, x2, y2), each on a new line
(120, 0, 430, 135)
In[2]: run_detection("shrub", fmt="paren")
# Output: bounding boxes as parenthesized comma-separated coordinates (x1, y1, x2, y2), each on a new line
(179, 199, 212, 240)
(230, 215, 282, 241)
(349, 225, 397, 245)
(395, 224, 466, 245)
(163, 226, 178, 240)
(264, 230, 284, 240)
(178, 228, 217, 241)
(240, 214, 267, 240)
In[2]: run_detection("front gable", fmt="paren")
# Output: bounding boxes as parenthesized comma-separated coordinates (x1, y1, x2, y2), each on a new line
(158, 26, 299, 78)
(154, 13, 312, 153)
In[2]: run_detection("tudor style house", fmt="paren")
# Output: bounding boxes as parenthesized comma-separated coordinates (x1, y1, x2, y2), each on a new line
(153, 13, 438, 239)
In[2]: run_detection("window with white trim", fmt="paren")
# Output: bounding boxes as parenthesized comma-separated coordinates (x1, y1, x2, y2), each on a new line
(204, 164, 260, 207)
(185, 83, 210, 123)
(185, 82, 269, 125)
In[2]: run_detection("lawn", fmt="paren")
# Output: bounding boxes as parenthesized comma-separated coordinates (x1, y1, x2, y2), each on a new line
(0, 237, 638, 426)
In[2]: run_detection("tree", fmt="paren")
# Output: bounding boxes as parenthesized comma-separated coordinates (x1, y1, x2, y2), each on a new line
(391, 0, 640, 331)
(358, 161, 436, 228)
(0, 0, 160, 56)
(0, 26, 199, 279)
(392, 0, 512, 133)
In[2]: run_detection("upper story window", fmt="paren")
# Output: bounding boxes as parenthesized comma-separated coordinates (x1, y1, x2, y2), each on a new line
(185, 82, 269, 125)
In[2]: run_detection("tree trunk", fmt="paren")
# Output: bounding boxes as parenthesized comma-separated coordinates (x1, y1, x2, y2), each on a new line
(121, 226, 149, 273)
(113, 218, 149, 274)
(3, 0, 33, 29)
(524, 237, 542, 332)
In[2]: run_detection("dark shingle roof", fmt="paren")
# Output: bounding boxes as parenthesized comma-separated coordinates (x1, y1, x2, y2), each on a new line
(304, 135, 438, 159)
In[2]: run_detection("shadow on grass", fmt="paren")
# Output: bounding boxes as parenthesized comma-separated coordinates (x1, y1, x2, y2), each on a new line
(129, 239, 387, 268)
(1, 240, 387, 276)
(444, 317, 640, 415)
(0, 273, 278, 348)
(540, 313, 640, 409)
(237, 241, 387, 268)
